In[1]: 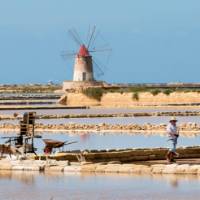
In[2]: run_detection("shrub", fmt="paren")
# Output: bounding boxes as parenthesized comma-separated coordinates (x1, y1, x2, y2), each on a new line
(129, 86, 148, 93)
(132, 92, 139, 101)
(150, 89, 161, 96)
(163, 89, 173, 96)
(82, 88, 104, 101)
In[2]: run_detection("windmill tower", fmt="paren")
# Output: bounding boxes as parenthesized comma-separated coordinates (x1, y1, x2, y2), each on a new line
(73, 44, 94, 81)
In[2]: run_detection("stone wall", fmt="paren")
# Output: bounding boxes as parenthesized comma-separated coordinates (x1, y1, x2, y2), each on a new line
(60, 92, 200, 107)
(1, 159, 200, 175)
(62, 81, 104, 91)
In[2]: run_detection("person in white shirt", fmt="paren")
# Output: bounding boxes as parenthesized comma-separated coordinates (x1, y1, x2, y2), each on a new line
(166, 117, 179, 163)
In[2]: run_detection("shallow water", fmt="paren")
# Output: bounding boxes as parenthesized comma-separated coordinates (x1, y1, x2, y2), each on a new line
(0, 172, 200, 200)
(1, 107, 200, 115)
(1, 115, 200, 126)
(1, 132, 200, 153)
(36, 115, 200, 125)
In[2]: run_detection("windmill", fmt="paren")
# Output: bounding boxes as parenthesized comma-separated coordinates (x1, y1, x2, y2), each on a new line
(62, 26, 111, 82)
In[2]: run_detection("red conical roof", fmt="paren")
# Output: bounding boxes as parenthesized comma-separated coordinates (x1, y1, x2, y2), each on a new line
(78, 44, 90, 57)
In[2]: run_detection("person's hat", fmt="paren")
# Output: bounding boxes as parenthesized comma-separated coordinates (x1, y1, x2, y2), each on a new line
(169, 117, 177, 122)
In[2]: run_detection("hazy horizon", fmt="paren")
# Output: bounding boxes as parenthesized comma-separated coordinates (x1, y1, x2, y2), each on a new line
(0, 0, 200, 84)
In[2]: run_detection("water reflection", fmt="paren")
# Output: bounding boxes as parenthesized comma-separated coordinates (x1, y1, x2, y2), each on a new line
(1, 172, 200, 200)
(0, 171, 38, 184)
(151, 173, 200, 188)
(1, 171, 200, 187)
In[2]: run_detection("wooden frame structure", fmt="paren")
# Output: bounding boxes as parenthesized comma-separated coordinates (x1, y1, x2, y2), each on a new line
(2, 112, 41, 155)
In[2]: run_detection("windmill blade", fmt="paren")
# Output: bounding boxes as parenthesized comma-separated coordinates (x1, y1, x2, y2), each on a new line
(72, 28, 83, 45)
(90, 31, 111, 51)
(93, 58, 105, 77)
(86, 25, 91, 45)
(60, 50, 76, 60)
(91, 43, 111, 51)
(93, 53, 110, 73)
(89, 30, 100, 50)
(92, 46, 112, 70)
(68, 29, 82, 46)
(87, 26, 96, 49)
(89, 48, 112, 53)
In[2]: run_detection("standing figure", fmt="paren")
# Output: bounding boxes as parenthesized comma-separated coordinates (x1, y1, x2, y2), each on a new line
(166, 117, 179, 163)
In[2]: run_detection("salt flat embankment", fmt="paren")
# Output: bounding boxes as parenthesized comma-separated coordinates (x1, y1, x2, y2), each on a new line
(1, 159, 200, 175)
(0, 122, 200, 136)
(60, 91, 200, 107)
(1, 110, 200, 120)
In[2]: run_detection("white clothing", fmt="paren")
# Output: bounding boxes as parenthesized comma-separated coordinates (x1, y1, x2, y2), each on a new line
(166, 123, 178, 140)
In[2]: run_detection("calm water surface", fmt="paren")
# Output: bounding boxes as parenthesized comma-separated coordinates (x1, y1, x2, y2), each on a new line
(1, 132, 200, 152)
(1, 107, 200, 115)
(36, 116, 200, 125)
(0, 172, 200, 200)
(1, 116, 200, 125)
(1, 107, 200, 126)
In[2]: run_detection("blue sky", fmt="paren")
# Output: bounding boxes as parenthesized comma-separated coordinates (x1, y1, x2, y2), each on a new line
(0, 0, 200, 84)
